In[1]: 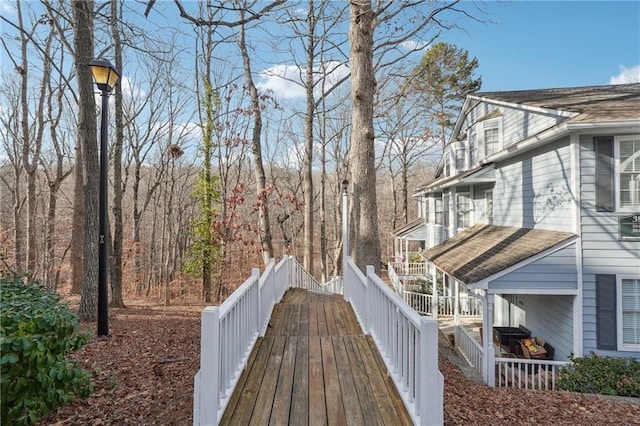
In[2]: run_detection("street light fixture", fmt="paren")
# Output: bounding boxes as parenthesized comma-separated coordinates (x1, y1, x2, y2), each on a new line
(90, 59, 120, 336)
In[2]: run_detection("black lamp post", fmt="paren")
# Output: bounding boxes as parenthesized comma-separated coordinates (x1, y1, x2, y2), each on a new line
(90, 59, 120, 336)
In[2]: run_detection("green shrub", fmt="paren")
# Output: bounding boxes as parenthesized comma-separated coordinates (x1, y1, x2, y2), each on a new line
(0, 277, 92, 425)
(558, 352, 640, 397)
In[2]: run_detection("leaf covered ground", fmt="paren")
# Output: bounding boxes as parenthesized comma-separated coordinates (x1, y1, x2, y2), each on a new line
(41, 303, 640, 425)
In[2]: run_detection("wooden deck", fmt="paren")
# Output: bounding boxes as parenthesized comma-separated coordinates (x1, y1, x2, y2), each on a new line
(220, 288, 413, 425)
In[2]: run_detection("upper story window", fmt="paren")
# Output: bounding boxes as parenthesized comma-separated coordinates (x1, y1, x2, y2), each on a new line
(484, 118, 502, 156)
(442, 193, 450, 228)
(444, 150, 451, 177)
(434, 197, 443, 225)
(456, 191, 473, 228)
(618, 136, 640, 209)
(469, 127, 477, 166)
(596, 135, 640, 212)
(455, 143, 467, 172)
(485, 189, 494, 223)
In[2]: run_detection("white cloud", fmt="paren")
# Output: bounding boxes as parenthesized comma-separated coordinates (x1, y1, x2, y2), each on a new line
(400, 40, 428, 52)
(256, 61, 350, 100)
(610, 65, 640, 84)
(120, 76, 146, 99)
(1, 1, 17, 15)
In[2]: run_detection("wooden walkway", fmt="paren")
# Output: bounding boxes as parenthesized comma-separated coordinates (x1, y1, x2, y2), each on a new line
(221, 288, 412, 425)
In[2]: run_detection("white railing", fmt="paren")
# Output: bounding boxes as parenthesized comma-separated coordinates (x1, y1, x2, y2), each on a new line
(455, 325, 483, 374)
(402, 291, 483, 319)
(495, 358, 568, 391)
(290, 257, 343, 294)
(403, 291, 433, 316)
(193, 257, 291, 425)
(389, 262, 428, 277)
(344, 258, 443, 426)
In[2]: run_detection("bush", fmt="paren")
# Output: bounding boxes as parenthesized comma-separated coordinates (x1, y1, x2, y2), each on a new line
(1, 277, 92, 425)
(558, 352, 640, 397)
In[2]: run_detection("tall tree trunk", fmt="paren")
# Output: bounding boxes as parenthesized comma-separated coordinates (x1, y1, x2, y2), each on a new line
(73, 0, 100, 322)
(348, 0, 380, 274)
(69, 139, 84, 294)
(110, 0, 125, 308)
(302, 1, 316, 275)
(238, 11, 274, 265)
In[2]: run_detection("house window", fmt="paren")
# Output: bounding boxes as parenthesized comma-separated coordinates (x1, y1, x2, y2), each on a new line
(484, 118, 502, 156)
(617, 136, 640, 209)
(469, 127, 477, 166)
(443, 193, 450, 228)
(619, 277, 640, 351)
(455, 144, 466, 172)
(596, 136, 640, 211)
(424, 197, 430, 222)
(596, 274, 640, 352)
(444, 150, 451, 177)
(456, 192, 472, 228)
(485, 189, 494, 222)
(434, 197, 443, 225)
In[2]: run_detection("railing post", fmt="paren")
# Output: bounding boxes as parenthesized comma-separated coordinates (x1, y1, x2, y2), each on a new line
(252, 268, 260, 332)
(365, 265, 376, 334)
(197, 307, 220, 425)
(418, 316, 442, 425)
(430, 263, 439, 319)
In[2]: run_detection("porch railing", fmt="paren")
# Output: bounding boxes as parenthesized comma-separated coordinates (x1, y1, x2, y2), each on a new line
(455, 324, 484, 373)
(402, 291, 483, 318)
(389, 261, 428, 276)
(345, 258, 443, 426)
(495, 357, 568, 391)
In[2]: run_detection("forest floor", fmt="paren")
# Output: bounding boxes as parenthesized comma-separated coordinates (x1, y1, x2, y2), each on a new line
(40, 300, 640, 426)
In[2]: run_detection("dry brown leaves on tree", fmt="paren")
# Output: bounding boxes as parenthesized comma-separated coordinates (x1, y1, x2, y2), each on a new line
(41, 304, 640, 425)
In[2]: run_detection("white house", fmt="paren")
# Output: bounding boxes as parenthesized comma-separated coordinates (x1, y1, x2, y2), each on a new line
(396, 83, 639, 383)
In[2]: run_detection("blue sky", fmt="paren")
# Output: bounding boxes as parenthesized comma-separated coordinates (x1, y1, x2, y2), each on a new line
(438, 1, 640, 91)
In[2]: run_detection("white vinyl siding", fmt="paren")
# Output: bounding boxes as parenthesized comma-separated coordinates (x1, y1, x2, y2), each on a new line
(619, 277, 640, 351)
(493, 138, 573, 230)
(616, 136, 640, 210)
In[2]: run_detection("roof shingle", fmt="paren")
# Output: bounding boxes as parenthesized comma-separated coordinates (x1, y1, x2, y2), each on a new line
(423, 224, 575, 284)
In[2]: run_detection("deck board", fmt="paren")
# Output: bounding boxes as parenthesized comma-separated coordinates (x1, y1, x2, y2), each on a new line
(220, 288, 412, 426)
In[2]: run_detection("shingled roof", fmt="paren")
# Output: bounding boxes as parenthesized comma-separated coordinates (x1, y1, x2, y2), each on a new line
(472, 83, 640, 122)
(423, 224, 576, 284)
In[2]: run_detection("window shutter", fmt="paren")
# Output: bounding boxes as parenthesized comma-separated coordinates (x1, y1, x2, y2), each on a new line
(595, 137, 614, 212)
(596, 274, 617, 350)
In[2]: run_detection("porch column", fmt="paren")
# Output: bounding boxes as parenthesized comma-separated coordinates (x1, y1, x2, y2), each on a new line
(482, 292, 495, 386)
(404, 238, 409, 266)
(454, 279, 460, 326)
(431, 264, 439, 318)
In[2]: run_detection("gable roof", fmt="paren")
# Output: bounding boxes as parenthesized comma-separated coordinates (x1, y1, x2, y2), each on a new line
(422, 224, 576, 284)
(471, 83, 640, 122)
(392, 217, 426, 239)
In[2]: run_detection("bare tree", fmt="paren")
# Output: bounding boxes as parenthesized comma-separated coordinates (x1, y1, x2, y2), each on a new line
(72, 0, 100, 321)
(236, 1, 275, 265)
(348, 0, 380, 273)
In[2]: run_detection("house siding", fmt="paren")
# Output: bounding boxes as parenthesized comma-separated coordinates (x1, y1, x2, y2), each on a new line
(516, 294, 574, 361)
(579, 134, 640, 358)
(464, 102, 564, 150)
(493, 137, 573, 230)
(490, 244, 578, 291)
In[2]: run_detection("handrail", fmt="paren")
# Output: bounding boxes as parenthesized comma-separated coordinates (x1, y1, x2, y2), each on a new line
(455, 324, 483, 373)
(344, 258, 443, 426)
(290, 257, 343, 294)
(194, 257, 291, 425)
